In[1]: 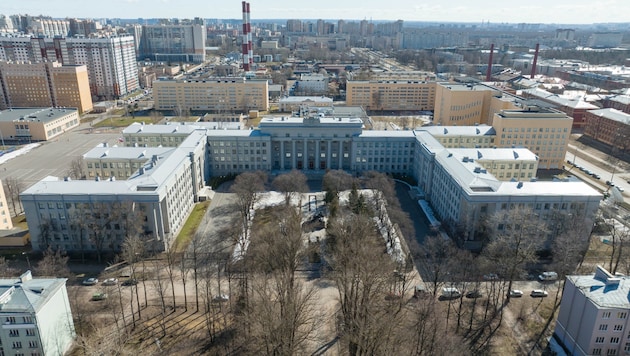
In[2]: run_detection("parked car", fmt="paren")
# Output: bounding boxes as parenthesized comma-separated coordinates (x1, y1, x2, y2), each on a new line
(483, 273, 499, 281)
(121, 278, 138, 286)
(465, 290, 482, 299)
(616, 186, 625, 193)
(212, 294, 229, 303)
(593, 174, 601, 179)
(102, 278, 118, 286)
(509, 290, 523, 298)
(91, 292, 108, 301)
(82, 278, 98, 286)
(441, 287, 461, 299)
(530, 290, 548, 297)
(538, 271, 558, 281)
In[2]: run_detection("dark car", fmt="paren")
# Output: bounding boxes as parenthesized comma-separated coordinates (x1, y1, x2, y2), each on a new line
(465, 290, 482, 299)
(121, 278, 138, 286)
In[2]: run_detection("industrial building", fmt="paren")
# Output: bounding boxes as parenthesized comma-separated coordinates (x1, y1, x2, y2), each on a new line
(0, 107, 79, 142)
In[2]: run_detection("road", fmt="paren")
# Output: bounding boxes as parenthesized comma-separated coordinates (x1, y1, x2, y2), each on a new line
(0, 122, 121, 189)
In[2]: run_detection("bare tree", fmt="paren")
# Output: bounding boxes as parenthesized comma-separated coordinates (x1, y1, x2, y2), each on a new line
(3, 176, 23, 216)
(0, 257, 19, 277)
(34, 247, 71, 278)
(66, 157, 86, 180)
(482, 207, 546, 303)
(271, 170, 309, 206)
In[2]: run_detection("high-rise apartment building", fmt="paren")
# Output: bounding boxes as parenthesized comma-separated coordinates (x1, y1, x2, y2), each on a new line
(0, 36, 139, 99)
(138, 24, 206, 63)
(0, 61, 93, 113)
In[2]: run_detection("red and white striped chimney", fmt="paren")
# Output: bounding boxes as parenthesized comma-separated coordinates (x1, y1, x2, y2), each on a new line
(242, 1, 250, 71)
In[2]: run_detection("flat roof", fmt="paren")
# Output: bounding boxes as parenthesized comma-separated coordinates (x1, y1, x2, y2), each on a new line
(418, 125, 496, 137)
(568, 270, 630, 309)
(279, 96, 333, 103)
(588, 108, 630, 124)
(122, 122, 200, 135)
(521, 88, 599, 110)
(83, 146, 175, 160)
(0, 107, 77, 123)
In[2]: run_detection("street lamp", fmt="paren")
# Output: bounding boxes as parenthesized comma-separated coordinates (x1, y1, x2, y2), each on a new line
(22, 252, 31, 271)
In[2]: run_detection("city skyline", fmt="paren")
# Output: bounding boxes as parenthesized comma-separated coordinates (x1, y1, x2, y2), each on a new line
(2, 0, 629, 25)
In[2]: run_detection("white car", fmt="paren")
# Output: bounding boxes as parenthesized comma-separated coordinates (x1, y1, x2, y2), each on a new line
(102, 278, 118, 286)
(509, 290, 523, 297)
(530, 290, 548, 297)
(82, 277, 98, 286)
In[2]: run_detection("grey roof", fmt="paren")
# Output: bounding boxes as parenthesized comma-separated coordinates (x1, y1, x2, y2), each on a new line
(0, 107, 77, 123)
(607, 95, 630, 105)
(0, 273, 67, 313)
(418, 125, 496, 137)
(568, 268, 630, 309)
(83, 146, 175, 160)
(588, 108, 630, 124)
(521, 88, 599, 109)
(122, 122, 200, 135)
(279, 96, 333, 103)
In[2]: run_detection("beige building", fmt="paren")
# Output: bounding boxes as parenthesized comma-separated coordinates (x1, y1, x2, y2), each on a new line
(83, 145, 175, 180)
(153, 78, 269, 112)
(433, 82, 520, 126)
(0, 61, 93, 114)
(0, 107, 80, 142)
(345, 80, 436, 111)
(122, 122, 200, 147)
(492, 107, 573, 170)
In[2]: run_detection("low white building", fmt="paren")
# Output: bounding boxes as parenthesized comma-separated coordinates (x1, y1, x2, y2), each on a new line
(555, 266, 630, 356)
(0, 271, 75, 356)
(279, 96, 333, 112)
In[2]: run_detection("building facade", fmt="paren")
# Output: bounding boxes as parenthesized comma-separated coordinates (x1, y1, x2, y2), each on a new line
(0, 271, 75, 356)
(153, 78, 269, 112)
(138, 24, 206, 63)
(583, 108, 630, 152)
(555, 266, 630, 356)
(520, 88, 599, 129)
(0, 36, 139, 99)
(346, 80, 436, 112)
(0, 61, 93, 113)
(492, 108, 573, 170)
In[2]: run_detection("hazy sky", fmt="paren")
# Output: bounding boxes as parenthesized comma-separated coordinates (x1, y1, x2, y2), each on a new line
(2, 0, 629, 24)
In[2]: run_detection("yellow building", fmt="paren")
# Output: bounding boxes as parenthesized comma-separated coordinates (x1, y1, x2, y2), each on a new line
(492, 107, 573, 170)
(0, 61, 93, 114)
(345, 80, 436, 111)
(433, 82, 521, 126)
(0, 107, 80, 142)
(153, 78, 269, 112)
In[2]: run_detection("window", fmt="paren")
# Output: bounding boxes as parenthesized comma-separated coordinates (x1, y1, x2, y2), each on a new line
(600, 324, 609, 331)
(611, 337, 620, 344)
(596, 337, 605, 343)
(9, 329, 19, 337)
(619, 312, 628, 319)
(13, 341, 22, 349)
(614, 325, 623, 332)
(607, 349, 617, 355)
(592, 348, 601, 355)
(28, 341, 38, 348)
(6, 316, 15, 323)
(625, 343, 630, 352)
(26, 329, 35, 336)
(604, 312, 612, 319)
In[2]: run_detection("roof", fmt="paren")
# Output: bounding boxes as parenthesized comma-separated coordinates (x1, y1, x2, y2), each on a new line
(279, 96, 333, 103)
(521, 88, 599, 110)
(0, 107, 77, 123)
(0, 272, 67, 314)
(418, 125, 496, 137)
(588, 108, 630, 124)
(567, 266, 630, 309)
(122, 122, 199, 135)
(83, 146, 175, 160)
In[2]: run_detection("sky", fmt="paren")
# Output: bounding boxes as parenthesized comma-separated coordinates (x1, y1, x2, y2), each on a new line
(2, 0, 629, 25)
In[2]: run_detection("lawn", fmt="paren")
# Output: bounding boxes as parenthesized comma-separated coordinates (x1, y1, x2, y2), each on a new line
(172, 200, 211, 252)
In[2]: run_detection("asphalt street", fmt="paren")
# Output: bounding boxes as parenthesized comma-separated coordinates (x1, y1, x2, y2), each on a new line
(0, 123, 121, 189)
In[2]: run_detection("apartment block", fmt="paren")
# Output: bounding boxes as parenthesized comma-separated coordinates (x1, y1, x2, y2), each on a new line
(153, 78, 269, 112)
(345, 80, 436, 111)
(555, 266, 630, 356)
(0, 271, 75, 356)
(0, 61, 93, 113)
(138, 24, 206, 63)
(583, 108, 630, 151)
(0, 36, 139, 99)
(0, 107, 79, 142)
(492, 107, 573, 170)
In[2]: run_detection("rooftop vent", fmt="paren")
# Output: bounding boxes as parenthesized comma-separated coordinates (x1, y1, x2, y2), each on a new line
(517, 181, 523, 189)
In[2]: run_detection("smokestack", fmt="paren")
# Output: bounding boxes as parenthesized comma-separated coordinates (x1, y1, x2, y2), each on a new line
(486, 43, 494, 81)
(530, 43, 540, 79)
(247, 2, 253, 68)
(241, 1, 250, 71)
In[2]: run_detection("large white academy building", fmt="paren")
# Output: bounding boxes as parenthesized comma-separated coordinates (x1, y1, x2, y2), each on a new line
(21, 110, 601, 253)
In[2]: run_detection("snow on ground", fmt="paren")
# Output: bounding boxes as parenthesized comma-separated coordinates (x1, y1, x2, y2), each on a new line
(0, 143, 41, 165)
